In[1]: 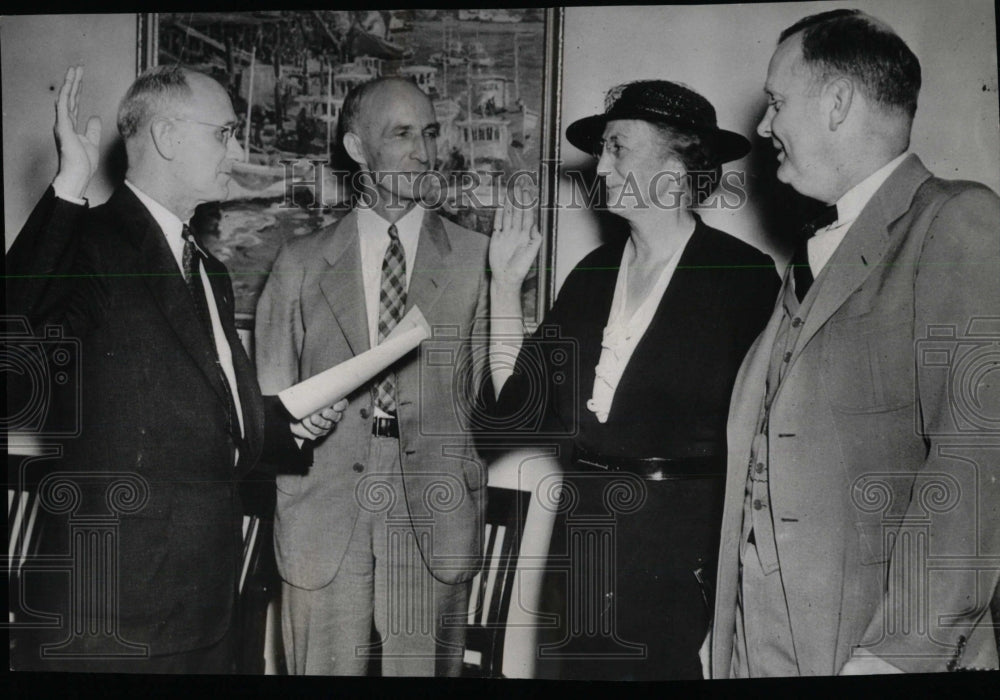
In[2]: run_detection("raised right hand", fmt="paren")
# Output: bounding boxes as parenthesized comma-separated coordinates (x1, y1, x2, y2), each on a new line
(488, 187, 542, 295)
(52, 66, 102, 199)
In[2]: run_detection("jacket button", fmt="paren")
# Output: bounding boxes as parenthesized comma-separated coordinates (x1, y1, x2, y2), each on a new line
(792, 317, 803, 327)
(755, 462, 765, 474)
(753, 499, 764, 510)
(360, 408, 370, 419)
(782, 351, 792, 362)
(352, 462, 364, 473)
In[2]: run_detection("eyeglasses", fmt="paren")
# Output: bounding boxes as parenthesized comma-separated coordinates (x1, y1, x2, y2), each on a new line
(165, 117, 239, 144)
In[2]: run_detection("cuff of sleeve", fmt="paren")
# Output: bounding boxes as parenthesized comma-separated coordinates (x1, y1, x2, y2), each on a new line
(52, 182, 87, 205)
(849, 647, 906, 673)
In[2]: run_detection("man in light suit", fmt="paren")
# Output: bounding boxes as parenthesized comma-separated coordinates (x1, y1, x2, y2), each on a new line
(706, 10, 1000, 676)
(254, 76, 489, 676)
(7, 66, 344, 673)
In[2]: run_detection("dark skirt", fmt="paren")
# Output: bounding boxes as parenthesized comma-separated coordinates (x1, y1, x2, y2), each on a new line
(535, 465, 725, 681)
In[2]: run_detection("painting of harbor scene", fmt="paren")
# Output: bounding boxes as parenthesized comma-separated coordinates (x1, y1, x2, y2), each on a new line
(152, 9, 551, 326)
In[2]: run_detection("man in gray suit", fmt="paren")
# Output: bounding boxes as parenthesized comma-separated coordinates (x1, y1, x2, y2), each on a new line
(706, 10, 999, 676)
(254, 76, 489, 676)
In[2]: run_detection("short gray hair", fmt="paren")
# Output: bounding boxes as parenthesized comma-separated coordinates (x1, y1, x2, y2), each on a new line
(117, 65, 194, 139)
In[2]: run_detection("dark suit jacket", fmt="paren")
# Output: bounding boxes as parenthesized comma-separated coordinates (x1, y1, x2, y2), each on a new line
(7, 186, 303, 657)
(485, 216, 780, 464)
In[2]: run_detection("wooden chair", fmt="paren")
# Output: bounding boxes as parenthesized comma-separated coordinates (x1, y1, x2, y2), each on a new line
(7, 435, 51, 627)
(461, 448, 562, 679)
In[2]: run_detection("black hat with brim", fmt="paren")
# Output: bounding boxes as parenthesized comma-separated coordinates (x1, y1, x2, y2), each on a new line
(566, 80, 752, 164)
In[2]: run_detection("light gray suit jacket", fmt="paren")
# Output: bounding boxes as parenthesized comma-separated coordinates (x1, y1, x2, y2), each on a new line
(255, 208, 490, 588)
(711, 155, 1000, 675)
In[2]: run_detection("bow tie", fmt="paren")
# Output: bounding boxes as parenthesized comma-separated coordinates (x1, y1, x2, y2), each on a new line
(791, 204, 838, 303)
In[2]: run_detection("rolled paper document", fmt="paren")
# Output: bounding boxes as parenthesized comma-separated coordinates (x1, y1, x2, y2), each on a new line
(278, 306, 432, 419)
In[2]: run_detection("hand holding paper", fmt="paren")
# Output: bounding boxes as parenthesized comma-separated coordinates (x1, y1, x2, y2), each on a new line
(278, 306, 432, 420)
(290, 399, 349, 441)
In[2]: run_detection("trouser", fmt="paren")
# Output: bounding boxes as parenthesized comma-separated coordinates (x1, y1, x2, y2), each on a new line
(731, 533, 799, 677)
(280, 435, 470, 676)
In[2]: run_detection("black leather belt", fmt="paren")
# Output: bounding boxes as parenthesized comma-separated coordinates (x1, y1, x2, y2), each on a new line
(372, 416, 399, 438)
(573, 446, 726, 481)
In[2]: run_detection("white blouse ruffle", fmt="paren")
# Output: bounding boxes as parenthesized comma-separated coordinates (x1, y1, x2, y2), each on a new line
(586, 235, 690, 423)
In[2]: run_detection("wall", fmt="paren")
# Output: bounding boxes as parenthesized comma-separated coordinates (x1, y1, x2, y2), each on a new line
(2, 14, 137, 250)
(3, 6, 997, 287)
(555, 0, 1000, 289)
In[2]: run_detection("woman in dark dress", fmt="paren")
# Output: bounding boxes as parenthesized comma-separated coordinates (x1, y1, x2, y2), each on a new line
(483, 81, 781, 680)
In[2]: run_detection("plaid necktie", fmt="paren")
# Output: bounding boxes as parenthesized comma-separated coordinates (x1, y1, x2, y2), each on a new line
(182, 225, 241, 440)
(374, 223, 407, 414)
(791, 204, 838, 302)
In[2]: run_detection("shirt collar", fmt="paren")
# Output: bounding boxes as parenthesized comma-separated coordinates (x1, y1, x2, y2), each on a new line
(124, 180, 192, 268)
(833, 152, 909, 228)
(356, 203, 425, 242)
(125, 180, 186, 238)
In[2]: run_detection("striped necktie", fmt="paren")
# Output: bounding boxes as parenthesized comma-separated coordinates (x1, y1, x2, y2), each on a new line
(374, 223, 407, 414)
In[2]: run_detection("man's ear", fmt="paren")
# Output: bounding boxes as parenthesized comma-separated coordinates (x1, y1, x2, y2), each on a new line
(149, 117, 176, 160)
(826, 77, 854, 131)
(343, 131, 368, 169)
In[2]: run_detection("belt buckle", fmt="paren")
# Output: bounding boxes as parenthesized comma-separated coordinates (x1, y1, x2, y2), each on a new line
(372, 416, 398, 438)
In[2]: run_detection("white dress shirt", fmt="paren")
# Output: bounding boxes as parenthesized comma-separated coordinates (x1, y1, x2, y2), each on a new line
(587, 228, 694, 423)
(124, 180, 245, 439)
(807, 153, 909, 275)
(356, 204, 423, 417)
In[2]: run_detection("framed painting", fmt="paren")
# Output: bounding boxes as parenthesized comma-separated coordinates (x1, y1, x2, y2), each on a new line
(138, 8, 563, 333)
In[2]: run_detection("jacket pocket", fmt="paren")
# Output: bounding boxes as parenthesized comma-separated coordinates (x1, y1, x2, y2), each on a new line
(821, 314, 915, 413)
(275, 473, 305, 497)
(855, 521, 891, 565)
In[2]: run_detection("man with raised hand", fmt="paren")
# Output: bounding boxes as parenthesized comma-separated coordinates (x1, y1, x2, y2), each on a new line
(8, 65, 345, 674)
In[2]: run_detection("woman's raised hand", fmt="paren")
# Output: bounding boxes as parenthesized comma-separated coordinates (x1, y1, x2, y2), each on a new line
(488, 187, 542, 294)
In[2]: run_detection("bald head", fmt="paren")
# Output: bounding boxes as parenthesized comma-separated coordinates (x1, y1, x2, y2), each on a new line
(341, 76, 432, 141)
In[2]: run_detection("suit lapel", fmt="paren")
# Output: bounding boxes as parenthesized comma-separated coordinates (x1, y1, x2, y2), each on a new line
(731, 311, 780, 452)
(318, 210, 370, 356)
(613, 225, 704, 410)
(115, 188, 234, 409)
(792, 155, 932, 359)
(203, 253, 264, 463)
(406, 210, 453, 319)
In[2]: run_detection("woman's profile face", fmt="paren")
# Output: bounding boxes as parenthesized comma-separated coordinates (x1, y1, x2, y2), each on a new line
(596, 119, 686, 215)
